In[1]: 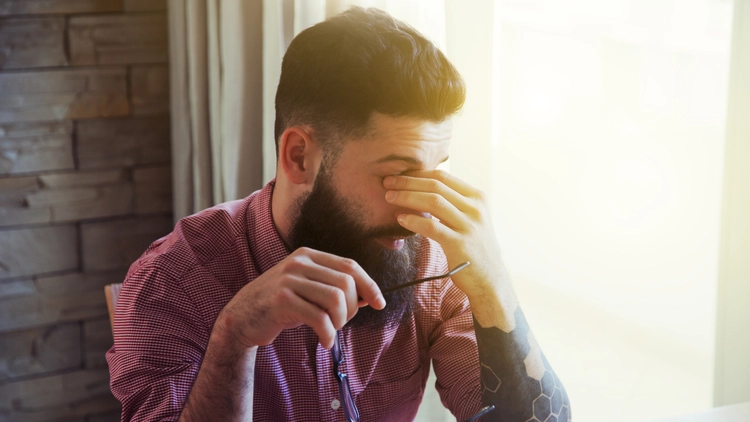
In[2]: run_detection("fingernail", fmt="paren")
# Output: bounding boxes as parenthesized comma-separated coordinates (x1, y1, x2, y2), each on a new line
(383, 176, 395, 187)
(397, 214, 406, 224)
(385, 191, 396, 202)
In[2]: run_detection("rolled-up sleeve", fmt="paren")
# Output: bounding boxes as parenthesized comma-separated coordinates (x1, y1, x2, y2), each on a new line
(106, 262, 209, 422)
(429, 278, 483, 420)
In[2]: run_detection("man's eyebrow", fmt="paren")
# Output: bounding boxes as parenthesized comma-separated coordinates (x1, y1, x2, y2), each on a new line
(375, 154, 450, 166)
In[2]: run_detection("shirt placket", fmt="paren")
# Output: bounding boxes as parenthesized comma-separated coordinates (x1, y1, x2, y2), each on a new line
(316, 340, 348, 421)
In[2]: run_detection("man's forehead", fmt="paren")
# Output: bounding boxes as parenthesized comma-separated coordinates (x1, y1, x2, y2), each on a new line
(366, 113, 453, 141)
(357, 114, 453, 164)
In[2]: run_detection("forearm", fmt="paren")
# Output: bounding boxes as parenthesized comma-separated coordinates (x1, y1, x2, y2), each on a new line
(470, 294, 570, 421)
(179, 321, 257, 422)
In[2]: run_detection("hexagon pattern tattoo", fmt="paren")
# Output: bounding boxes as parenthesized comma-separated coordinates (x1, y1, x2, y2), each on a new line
(474, 308, 571, 421)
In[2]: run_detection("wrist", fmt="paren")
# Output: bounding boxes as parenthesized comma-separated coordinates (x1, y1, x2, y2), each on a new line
(467, 281, 520, 333)
(211, 309, 251, 354)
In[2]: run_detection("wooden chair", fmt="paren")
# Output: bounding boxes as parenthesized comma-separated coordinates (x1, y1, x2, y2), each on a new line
(104, 283, 123, 332)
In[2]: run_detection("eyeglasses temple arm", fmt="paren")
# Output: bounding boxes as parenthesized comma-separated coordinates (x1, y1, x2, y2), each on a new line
(380, 261, 470, 294)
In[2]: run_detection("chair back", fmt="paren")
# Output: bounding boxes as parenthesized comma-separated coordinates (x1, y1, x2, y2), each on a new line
(104, 283, 123, 332)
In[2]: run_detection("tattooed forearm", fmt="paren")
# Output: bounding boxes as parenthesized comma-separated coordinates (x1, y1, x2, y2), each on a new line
(474, 308, 570, 422)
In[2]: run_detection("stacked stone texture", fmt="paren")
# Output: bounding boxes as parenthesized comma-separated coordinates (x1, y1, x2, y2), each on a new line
(0, 1, 171, 420)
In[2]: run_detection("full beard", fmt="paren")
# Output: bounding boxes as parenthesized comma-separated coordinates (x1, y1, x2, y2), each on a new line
(287, 168, 420, 329)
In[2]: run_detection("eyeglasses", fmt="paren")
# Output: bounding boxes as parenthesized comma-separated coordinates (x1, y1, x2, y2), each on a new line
(332, 262, 496, 422)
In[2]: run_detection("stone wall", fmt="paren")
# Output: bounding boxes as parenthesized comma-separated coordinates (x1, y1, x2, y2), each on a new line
(0, 1, 172, 420)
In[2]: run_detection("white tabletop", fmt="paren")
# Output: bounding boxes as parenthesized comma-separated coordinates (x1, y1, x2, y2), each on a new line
(651, 402, 750, 422)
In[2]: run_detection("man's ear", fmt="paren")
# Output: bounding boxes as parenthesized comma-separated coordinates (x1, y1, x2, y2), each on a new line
(278, 126, 321, 186)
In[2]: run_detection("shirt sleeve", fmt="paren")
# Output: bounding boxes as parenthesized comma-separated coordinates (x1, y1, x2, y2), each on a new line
(106, 261, 210, 422)
(428, 276, 484, 420)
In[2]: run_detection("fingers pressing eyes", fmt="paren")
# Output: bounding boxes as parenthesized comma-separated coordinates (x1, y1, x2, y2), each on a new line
(383, 173, 487, 224)
(386, 190, 467, 231)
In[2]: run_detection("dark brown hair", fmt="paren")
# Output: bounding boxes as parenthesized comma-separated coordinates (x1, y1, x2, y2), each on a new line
(274, 6, 465, 156)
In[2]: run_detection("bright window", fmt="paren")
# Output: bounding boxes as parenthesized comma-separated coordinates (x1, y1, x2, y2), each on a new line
(479, 1, 733, 421)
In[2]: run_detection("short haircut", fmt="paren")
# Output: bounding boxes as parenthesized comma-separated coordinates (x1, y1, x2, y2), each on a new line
(274, 6, 465, 157)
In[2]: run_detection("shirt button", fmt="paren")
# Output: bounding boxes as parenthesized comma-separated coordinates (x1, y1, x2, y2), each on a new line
(331, 399, 341, 410)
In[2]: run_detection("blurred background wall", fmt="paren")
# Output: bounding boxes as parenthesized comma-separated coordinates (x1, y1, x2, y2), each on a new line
(0, 1, 173, 420)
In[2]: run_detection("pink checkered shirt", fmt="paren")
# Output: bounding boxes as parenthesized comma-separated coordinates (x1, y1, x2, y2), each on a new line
(107, 180, 482, 421)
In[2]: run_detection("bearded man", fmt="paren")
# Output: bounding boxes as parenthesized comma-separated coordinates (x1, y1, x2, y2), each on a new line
(107, 7, 570, 422)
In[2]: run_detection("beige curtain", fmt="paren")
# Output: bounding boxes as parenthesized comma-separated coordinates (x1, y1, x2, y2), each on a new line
(168, 0, 264, 221)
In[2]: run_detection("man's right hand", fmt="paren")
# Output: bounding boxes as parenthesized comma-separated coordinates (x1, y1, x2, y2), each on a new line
(213, 247, 385, 349)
